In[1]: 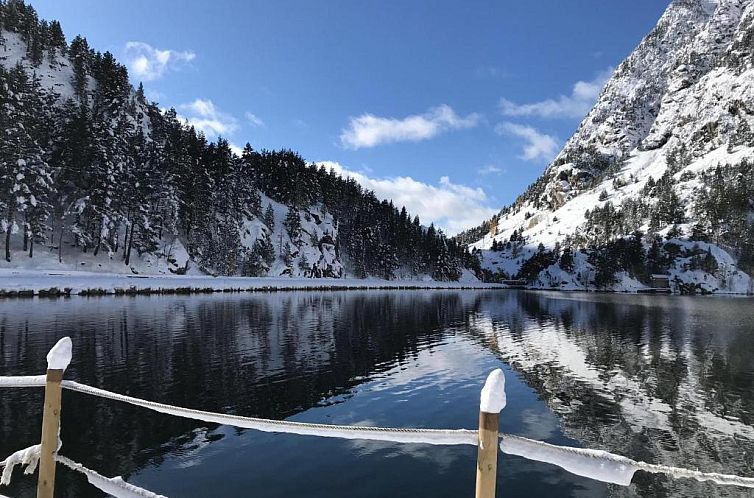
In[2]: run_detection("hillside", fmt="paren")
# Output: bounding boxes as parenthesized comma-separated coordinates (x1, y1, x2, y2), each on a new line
(458, 0, 754, 294)
(0, 0, 476, 282)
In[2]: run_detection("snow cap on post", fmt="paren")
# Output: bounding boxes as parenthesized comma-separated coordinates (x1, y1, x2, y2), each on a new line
(480, 368, 506, 414)
(46, 337, 72, 371)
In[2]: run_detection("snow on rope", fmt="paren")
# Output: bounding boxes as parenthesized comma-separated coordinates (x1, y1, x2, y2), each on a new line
(3, 376, 754, 488)
(500, 435, 754, 488)
(0, 446, 166, 498)
(56, 455, 167, 498)
(0, 445, 40, 486)
(0, 375, 46, 388)
(61, 381, 479, 446)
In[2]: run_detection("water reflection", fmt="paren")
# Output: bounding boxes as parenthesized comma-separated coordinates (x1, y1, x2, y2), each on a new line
(469, 291, 754, 497)
(0, 291, 752, 497)
(0, 292, 475, 496)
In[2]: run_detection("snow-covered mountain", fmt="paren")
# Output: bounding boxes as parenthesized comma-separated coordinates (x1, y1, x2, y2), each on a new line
(0, 27, 345, 278)
(462, 0, 754, 294)
(0, 1, 471, 282)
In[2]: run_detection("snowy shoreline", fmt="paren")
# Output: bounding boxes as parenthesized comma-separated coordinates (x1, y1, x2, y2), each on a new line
(0, 269, 507, 298)
(2, 270, 752, 299)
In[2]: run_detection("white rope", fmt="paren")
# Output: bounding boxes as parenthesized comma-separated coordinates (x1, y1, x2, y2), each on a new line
(500, 435, 754, 488)
(0, 445, 40, 486)
(0, 445, 166, 498)
(3, 376, 754, 488)
(633, 460, 754, 488)
(61, 381, 478, 446)
(0, 375, 46, 388)
(56, 455, 167, 498)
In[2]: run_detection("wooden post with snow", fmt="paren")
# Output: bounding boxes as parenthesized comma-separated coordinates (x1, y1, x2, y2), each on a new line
(475, 369, 506, 498)
(37, 337, 72, 498)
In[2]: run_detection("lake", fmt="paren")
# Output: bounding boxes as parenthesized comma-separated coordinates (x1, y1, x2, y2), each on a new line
(0, 290, 752, 497)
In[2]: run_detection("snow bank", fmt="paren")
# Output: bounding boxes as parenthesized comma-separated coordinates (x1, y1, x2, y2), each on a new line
(46, 337, 72, 371)
(500, 435, 638, 486)
(479, 369, 506, 414)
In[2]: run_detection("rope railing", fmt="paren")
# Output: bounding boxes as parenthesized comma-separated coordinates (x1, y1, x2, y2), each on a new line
(0, 445, 167, 498)
(62, 380, 479, 446)
(1, 337, 753, 497)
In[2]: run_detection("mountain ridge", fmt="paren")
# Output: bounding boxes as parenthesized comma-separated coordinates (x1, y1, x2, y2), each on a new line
(459, 0, 754, 294)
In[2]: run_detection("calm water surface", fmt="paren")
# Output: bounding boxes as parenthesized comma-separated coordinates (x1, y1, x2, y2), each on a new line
(0, 290, 752, 497)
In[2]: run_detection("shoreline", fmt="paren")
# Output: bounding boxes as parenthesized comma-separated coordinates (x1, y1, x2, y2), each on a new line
(0, 269, 506, 298)
(1, 270, 751, 298)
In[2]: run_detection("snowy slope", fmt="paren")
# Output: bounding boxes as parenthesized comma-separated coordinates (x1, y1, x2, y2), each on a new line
(0, 29, 347, 280)
(246, 195, 344, 278)
(467, 0, 754, 294)
(0, 31, 78, 101)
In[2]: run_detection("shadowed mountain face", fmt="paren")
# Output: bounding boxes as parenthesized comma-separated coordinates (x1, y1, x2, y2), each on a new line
(0, 291, 753, 497)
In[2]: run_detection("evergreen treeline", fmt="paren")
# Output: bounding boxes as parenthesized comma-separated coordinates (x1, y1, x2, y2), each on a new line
(470, 155, 754, 288)
(0, 0, 474, 280)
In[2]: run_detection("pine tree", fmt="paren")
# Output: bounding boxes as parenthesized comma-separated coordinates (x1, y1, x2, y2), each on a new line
(283, 207, 301, 243)
(0, 66, 53, 261)
(702, 248, 719, 274)
(243, 232, 275, 276)
(282, 241, 294, 268)
(263, 203, 275, 230)
(559, 246, 574, 272)
(68, 35, 90, 102)
(48, 20, 66, 56)
(376, 242, 399, 280)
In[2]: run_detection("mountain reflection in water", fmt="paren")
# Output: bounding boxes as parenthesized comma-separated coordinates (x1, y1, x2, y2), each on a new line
(0, 291, 752, 497)
(470, 291, 754, 497)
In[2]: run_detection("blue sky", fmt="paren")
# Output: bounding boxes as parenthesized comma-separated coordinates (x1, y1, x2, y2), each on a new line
(31, 0, 671, 234)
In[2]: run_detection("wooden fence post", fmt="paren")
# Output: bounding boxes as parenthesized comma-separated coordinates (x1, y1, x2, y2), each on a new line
(37, 337, 72, 498)
(475, 369, 506, 498)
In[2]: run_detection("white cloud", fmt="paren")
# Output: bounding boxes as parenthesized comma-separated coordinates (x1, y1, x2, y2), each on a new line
(499, 67, 613, 119)
(229, 142, 244, 156)
(245, 112, 265, 127)
(124, 41, 195, 82)
(477, 164, 504, 176)
(340, 105, 480, 149)
(318, 161, 496, 235)
(178, 99, 238, 138)
(496, 122, 559, 162)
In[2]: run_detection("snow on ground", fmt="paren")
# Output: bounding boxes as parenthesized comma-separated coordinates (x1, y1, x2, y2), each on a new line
(0, 31, 77, 101)
(469, 143, 754, 294)
(254, 194, 343, 278)
(0, 234, 192, 276)
(0, 268, 503, 296)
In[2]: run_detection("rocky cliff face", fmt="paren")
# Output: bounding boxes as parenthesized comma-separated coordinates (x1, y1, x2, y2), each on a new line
(464, 0, 754, 294)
